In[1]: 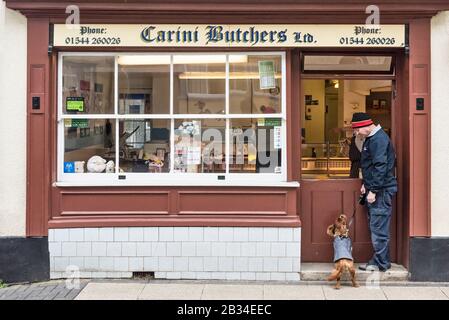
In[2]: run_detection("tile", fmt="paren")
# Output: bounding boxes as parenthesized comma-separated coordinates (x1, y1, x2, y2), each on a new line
(256, 243, 271, 257)
(54, 229, 69, 241)
(173, 227, 189, 241)
(98, 257, 114, 271)
(225, 272, 241, 280)
(270, 273, 286, 281)
(203, 227, 219, 241)
(286, 243, 300, 257)
(167, 242, 182, 256)
(188, 227, 204, 241)
(202, 284, 263, 300)
(158, 257, 174, 271)
(278, 228, 293, 242)
(196, 242, 212, 256)
(241, 272, 256, 281)
(114, 228, 129, 242)
(106, 243, 121, 257)
(143, 257, 158, 271)
(263, 228, 278, 241)
(263, 257, 278, 272)
(61, 242, 77, 257)
(128, 228, 144, 241)
(98, 228, 114, 241)
(189, 257, 204, 271)
(241, 243, 257, 257)
(234, 257, 249, 272)
(69, 228, 84, 242)
(181, 242, 196, 256)
(204, 257, 219, 271)
(248, 228, 264, 241)
(129, 257, 144, 271)
(75, 282, 145, 300)
(219, 228, 234, 242)
(173, 257, 189, 271)
(210, 243, 226, 256)
(234, 228, 249, 241)
(151, 242, 167, 256)
(84, 228, 99, 242)
(143, 227, 159, 241)
(92, 242, 107, 256)
(226, 243, 241, 257)
(139, 284, 203, 300)
(218, 257, 233, 272)
(49, 242, 62, 257)
(271, 243, 286, 257)
(264, 285, 324, 300)
(84, 257, 99, 270)
(113, 257, 129, 272)
(278, 258, 293, 272)
(76, 242, 92, 257)
(136, 242, 151, 256)
(122, 242, 137, 256)
(159, 227, 174, 241)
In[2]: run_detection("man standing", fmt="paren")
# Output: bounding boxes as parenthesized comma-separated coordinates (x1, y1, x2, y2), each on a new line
(351, 112, 397, 272)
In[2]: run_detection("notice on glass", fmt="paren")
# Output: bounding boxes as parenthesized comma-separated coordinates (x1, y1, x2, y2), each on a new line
(274, 126, 282, 149)
(258, 60, 276, 89)
(187, 147, 201, 165)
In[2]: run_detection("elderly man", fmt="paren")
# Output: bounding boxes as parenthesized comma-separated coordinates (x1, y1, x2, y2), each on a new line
(351, 112, 398, 272)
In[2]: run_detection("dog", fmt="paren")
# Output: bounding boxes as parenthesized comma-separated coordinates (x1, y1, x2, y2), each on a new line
(326, 214, 359, 289)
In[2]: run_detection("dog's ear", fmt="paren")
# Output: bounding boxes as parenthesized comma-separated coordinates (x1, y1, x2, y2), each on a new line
(326, 224, 335, 237)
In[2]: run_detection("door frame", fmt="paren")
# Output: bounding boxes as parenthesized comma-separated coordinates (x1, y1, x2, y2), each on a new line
(296, 49, 405, 263)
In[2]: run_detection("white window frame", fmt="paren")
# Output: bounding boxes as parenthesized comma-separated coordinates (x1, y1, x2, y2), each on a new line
(56, 51, 293, 187)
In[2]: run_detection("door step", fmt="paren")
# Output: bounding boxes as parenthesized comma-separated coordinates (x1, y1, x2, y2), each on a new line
(300, 263, 408, 282)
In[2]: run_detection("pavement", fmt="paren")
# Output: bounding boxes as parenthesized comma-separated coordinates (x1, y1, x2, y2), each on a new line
(1, 279, 449, 300)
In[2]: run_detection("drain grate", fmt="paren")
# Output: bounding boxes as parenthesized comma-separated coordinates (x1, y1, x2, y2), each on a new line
(132, 272, 154, 280)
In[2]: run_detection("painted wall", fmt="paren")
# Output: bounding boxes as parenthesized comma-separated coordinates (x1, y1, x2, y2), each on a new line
(302, 80, 325, 144)
(0, 3, 27, 237)
(431, 11, 449, 237)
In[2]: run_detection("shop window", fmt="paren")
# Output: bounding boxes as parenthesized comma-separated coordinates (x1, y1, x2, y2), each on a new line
(118, 55, 170, 114)
(229, 55, 282, 114)
(58, 53, 286, 184)
(301, 79, 392, 179)
(62, 56, 115, 114)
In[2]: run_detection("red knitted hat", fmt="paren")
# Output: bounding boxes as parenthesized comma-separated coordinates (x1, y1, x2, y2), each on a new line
(351, 112, 373, 128)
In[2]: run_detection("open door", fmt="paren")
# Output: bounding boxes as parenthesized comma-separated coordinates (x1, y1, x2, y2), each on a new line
(299, 54, 397, 262)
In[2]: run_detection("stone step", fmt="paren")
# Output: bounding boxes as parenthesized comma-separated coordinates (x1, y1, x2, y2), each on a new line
(300, 263, 409, 282)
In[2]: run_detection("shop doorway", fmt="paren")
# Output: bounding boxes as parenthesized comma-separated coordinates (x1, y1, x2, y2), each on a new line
(299, 54, 397, 262)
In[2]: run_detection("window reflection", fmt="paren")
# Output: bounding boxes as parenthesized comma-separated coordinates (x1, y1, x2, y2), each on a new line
(62, 56, 114, 114)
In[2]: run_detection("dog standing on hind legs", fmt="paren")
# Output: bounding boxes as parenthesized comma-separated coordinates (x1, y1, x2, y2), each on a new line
(327, 214, 359, 289)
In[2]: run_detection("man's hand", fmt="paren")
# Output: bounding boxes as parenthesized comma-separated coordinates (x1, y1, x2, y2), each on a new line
(361, 184, 366, 194)
(367, 191, 376, 204)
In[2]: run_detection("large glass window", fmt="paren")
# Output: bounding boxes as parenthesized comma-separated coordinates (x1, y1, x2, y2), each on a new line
(58, 53, 286, 184)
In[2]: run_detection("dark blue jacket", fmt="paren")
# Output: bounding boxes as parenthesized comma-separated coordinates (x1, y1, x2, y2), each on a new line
(361, 127, 397, 193)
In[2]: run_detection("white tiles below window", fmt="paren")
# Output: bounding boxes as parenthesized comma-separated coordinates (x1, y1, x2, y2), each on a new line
(49, 227, 301, 281)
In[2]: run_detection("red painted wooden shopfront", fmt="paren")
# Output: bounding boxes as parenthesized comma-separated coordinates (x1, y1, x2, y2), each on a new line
(7, 0, 448, 267)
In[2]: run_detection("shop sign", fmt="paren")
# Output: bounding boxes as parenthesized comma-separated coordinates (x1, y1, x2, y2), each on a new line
(258, 118, 282, 127)
(54, 24, 405, 48)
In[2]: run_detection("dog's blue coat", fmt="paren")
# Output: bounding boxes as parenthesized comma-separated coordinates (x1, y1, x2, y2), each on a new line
(333, 236, 353, 262)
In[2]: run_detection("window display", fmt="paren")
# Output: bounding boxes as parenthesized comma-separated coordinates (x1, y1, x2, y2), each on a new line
(59, 53, 286, 184)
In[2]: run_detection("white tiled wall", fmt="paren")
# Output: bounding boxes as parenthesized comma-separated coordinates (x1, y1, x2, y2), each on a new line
(48, 227, 301, 281)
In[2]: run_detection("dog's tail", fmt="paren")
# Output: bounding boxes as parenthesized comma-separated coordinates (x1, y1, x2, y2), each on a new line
(327, 262, 349, 281)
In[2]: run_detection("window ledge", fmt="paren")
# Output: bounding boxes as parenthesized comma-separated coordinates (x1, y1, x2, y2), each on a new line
(53, 181, 300, 188)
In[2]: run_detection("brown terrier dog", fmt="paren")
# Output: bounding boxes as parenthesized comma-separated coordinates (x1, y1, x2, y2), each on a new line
(327, 214, 359, 289)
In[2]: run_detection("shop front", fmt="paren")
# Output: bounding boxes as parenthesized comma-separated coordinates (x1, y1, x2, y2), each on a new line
(6, 0, 445, 281)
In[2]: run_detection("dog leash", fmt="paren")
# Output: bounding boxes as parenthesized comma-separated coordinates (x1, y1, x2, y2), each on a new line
(348, 205, 357, 228)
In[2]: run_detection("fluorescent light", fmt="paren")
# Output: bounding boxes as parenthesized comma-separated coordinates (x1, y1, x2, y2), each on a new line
(118, 55, 248, 65)
(118, 55, 170, 65)
(178, 72, 282, 80)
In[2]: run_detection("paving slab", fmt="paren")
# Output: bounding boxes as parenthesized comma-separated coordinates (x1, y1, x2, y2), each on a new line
(382, 286, 448, 300)
(322, 284, 387, 300)
(263, 285, 325, 300)
(139, 284, 204, 300)
(75, 282, 145, 300)
(201, 284, 264, 300)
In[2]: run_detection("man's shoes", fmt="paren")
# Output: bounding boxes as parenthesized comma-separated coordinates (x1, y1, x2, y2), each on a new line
(358, 263, 379, 271)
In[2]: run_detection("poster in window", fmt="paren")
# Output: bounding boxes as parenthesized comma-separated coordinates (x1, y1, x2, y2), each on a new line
(258, 60, 276, 89)
(66, 97, 85, 112)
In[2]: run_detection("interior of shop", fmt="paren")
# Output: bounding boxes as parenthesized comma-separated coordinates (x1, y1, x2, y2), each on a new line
(301, 78, 392, 179)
